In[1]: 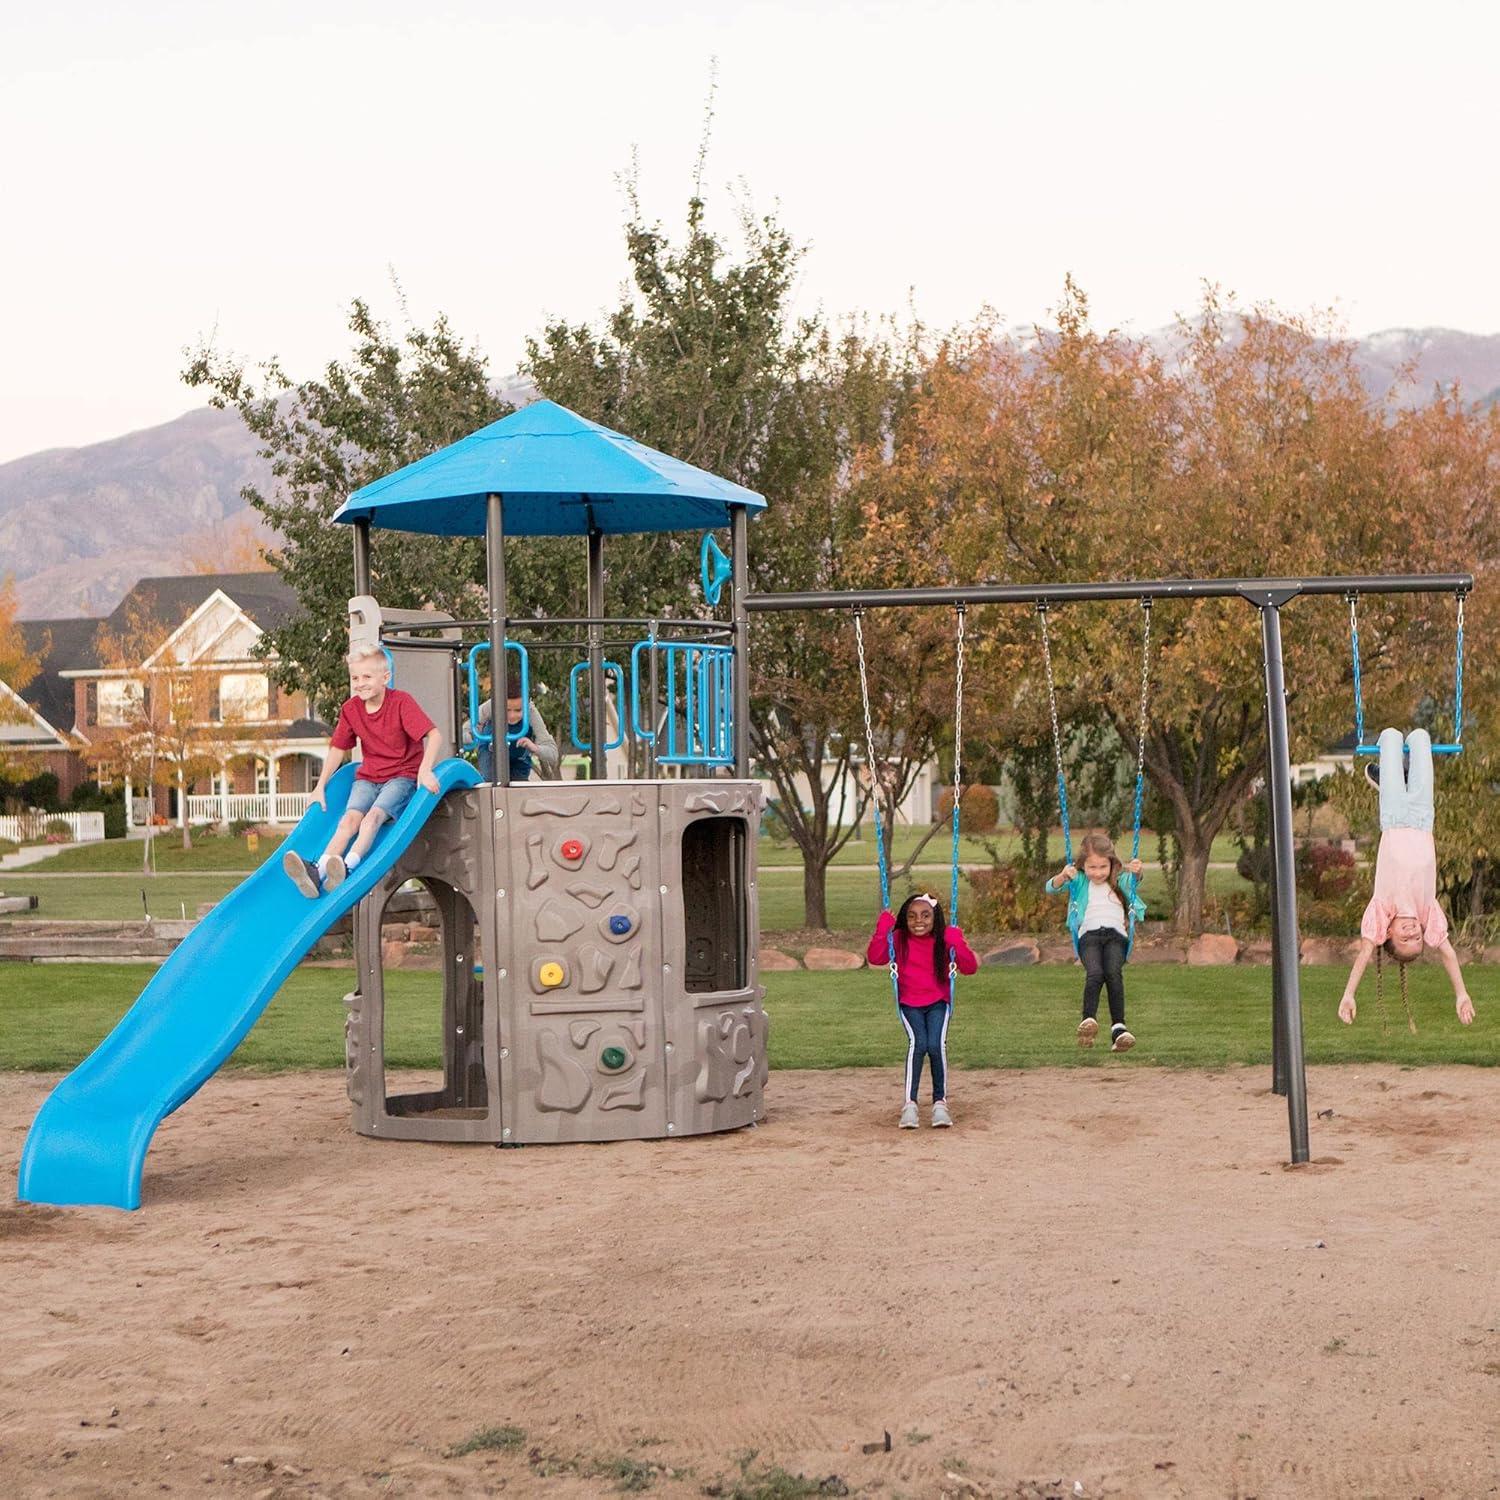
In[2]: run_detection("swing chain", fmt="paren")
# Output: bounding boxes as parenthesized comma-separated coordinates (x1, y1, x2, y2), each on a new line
(853, 610, 899, 991)
(949, 606, 966, 985)
(1037, 603, 1072, 864)
(1454, 591, 1465, 746)
(1131, 599, 1153, 864)
(1347, 593, 1366, 749)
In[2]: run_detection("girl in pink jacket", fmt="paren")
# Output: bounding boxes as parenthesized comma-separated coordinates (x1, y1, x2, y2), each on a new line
(1339, 728, 1475, 1030)
(866, 893, 979, 1129)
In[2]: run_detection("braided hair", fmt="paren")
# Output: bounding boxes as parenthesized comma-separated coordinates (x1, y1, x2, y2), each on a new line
(1375, 942, 1417, 1036)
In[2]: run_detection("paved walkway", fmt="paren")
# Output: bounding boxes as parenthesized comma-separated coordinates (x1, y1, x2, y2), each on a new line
(0, 843, 77, 873)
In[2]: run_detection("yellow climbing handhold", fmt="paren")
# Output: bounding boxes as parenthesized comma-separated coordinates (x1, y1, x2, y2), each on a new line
(539, 961, 565, 988)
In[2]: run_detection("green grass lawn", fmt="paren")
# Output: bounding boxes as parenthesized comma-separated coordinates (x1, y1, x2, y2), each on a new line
(0, 861, 1248, 929)
(0, 876, 249, 921)
(1, 961, 1494, 1074)
(24, 830, 285, 873)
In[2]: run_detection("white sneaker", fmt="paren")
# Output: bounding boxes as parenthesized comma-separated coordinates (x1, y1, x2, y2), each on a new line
(1111, 1027, 1136, 1053)
(899, 1101, 919, 1129)
(931, 1101, 954, 1128)
(322, 854, 347, 891)
(282, 850, 321, 899)
(1077, 1017, 1099, 1047)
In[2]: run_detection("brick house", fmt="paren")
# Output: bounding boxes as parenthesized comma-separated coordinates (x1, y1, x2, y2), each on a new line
(16, 573, 330, 829)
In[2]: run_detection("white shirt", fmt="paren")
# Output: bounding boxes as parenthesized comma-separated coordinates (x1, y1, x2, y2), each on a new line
(1082, 880, 1127, 937)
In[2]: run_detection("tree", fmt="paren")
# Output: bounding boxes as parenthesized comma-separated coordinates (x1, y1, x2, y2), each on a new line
(858, 285, 1500, 931)
(179, 515, 276, 575)
(183, 302, 531, 720)
(0, 577, 46, 783)
(527, 185, 940, 927)
(88, 592, 230, 865)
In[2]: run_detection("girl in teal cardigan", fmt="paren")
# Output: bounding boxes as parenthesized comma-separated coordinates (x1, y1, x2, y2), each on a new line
(1045, 831, 1146, 1052)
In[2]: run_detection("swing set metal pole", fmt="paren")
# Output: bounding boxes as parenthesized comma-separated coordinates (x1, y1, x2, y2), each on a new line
(744, 573, 1472, 613)
(1260, 598, 1310, 1163)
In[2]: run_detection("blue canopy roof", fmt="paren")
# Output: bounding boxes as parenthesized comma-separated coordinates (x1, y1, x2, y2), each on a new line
(333, 400, 766, 537)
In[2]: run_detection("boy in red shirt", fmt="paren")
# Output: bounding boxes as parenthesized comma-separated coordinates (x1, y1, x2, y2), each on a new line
(283, 647, 443, 898)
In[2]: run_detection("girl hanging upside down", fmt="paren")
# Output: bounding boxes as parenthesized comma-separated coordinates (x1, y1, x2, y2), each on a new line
(1046, 832, 1147, 1052)
(1339, 727, 1475, 1029)
(866, 894, 978, 1130)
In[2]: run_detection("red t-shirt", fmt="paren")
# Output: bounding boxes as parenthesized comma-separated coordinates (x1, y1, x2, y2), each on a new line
(330, 689, 436, 782)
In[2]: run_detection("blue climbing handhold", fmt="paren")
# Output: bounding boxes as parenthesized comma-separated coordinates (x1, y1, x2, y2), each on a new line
(608, 914, 632, 936)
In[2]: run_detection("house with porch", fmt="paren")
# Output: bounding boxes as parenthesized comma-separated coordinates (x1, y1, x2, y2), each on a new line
(17, 573, 330, 831)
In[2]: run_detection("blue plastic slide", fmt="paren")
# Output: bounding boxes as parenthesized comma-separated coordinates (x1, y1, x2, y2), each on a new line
(17, 759, 480, 1210)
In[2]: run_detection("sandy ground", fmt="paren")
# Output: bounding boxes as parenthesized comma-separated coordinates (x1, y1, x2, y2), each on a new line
(3, 1066, 1500, 1500)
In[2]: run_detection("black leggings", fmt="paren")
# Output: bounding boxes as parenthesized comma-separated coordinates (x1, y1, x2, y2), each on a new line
(1080, 928, 1128, 1027)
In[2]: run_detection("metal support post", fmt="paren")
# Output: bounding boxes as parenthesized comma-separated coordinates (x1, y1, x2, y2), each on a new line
(352, 518, 372, 598)
(587, 528, 606, 779)
(486, 494, 509, 787)
(731, 506, 750, 778)
(1260, 603, 1309, 1162)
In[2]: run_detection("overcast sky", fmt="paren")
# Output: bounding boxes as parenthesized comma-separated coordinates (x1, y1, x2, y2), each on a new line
(2, 0, 1496, 463)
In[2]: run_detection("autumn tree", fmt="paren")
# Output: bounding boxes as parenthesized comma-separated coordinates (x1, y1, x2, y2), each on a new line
(89, 593, 232, 866)
(858, 285, 1500, 932)
(179, 515, 276, 575)
(0, 577, 46, 783)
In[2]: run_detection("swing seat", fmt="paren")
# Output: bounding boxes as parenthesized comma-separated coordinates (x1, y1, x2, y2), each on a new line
(1353, 743, 1463, 756)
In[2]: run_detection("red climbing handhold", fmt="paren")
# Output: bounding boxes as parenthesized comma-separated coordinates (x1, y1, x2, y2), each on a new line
(560, 839, 584, 861)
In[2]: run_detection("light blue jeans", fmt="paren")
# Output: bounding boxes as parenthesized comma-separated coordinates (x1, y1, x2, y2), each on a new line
(1378, 728, 1433, 834)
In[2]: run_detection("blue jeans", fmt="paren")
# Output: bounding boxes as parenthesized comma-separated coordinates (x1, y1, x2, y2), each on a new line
(347, 776, 417, 821)
(899, 1002, 950, 1102)
(476, 743, 532, 783)
(1378, 728, 1433, 833)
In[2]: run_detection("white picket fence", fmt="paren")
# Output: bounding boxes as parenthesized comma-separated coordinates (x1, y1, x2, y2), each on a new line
(0, 810, 106, 844)
(183, 792, 315, 826)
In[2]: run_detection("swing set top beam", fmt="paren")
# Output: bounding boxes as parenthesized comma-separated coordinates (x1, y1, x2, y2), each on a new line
(744, 573, 1474, 613)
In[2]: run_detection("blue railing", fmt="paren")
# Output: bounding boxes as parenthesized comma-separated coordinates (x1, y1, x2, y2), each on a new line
(569, 660, 627, 752)
(465, 641, 531, 746)
(630, 641, 734, 767)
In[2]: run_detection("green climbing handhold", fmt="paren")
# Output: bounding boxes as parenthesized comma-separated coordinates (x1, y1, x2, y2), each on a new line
(600, 1046, 627, 1071)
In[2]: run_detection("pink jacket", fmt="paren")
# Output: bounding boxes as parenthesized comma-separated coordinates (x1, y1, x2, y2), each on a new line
(865, 911, 979, 1007)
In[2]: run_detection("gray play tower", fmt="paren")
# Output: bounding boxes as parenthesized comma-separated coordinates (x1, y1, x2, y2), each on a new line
(335, 402, 768, 1146)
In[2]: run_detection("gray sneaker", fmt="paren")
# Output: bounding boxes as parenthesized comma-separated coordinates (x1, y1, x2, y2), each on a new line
(322, 854, 347, 891)
(899, 1101, 919, 1129)
(282, 849, 321, 899)
(931, 1101, 954, 1128)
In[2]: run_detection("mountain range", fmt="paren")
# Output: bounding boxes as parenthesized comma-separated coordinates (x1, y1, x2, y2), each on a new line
(4, 331, 1497, 619)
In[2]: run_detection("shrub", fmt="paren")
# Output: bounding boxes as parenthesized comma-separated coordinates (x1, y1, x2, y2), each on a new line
(43, 817, 74, 843)
(68, 781, 127, 839)
(1296, 841, 1356, 900)
(1236, 844, 1272, 885)
(935, 783, 999, 834)
(963, 859, 1060, 932)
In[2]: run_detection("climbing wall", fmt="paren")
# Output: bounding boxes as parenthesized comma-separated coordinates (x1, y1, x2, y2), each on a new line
(346, 778, 768, 1148)
(499, 782, 667, 1143)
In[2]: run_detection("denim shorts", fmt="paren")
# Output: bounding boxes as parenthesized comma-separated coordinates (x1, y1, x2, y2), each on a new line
(347, 775, 417, 821)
